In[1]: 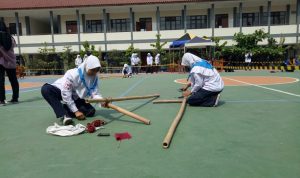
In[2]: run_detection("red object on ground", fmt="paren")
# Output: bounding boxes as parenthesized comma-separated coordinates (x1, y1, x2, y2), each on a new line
(86, 123, 96, 133)
(92, 119, 106, 127)
(114, 132, 132, 141)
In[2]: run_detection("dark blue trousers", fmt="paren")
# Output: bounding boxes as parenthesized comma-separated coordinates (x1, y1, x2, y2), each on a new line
(187, 88, 221, 107)
(41, 84, 95, 118)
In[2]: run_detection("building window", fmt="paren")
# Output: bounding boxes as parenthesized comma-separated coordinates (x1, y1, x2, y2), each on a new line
(136, 18, 152, 31)
(262, 11, 287, 25)
(110, 19, 130, 32)
(242, 13, 259, 27)
(215, 14, 228, 28)
(86, 20, 103, 33)
(9, 23, 22, 35)
(187, 15, 207, 29)
(66, 21, 77, 34)
(160, 16, 182, 30)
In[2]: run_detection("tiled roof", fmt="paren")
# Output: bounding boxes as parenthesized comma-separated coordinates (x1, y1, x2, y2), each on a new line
(0, 0, 211, 10)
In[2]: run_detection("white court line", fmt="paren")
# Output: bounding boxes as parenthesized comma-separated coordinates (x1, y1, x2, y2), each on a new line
(174, 76, 299, 86)
(223, 77, 300, 98)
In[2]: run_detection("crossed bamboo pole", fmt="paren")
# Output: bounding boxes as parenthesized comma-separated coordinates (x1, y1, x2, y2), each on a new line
(86, 94, 160, 125)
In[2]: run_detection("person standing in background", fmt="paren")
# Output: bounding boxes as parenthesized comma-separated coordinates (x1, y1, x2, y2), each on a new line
(75, 55, 83, 68)
(0, 20, 19, 106)
(146, 53, 153, 74)
(245, 51, 252, 71)
(154, 53, 160, 73)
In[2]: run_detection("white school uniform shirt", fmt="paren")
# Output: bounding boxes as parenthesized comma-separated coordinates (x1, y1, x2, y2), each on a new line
(52, 55, 102, 112)
(75, 56, 83, 67)
(122, 64, 132, 75)
(182, 53, 224, 93)
(147, 56, 153, 65)
(155, 54, 160, 65)
(245, 53, 252, 63)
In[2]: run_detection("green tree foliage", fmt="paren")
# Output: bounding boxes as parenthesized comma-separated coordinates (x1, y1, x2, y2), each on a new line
(37, 42, 60, 72)
(150, 34, 168, 64)
(107, 50, 126, 66)
(79, 41, 101, 58)
(151, 34, 167, 57)
(222, 29, 285, 63)
(60, 46, 76, 72)
(125, 45, 139, 59)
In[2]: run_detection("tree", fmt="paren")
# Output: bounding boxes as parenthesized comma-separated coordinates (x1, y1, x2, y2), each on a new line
(210, 37, 227, 59)
(222, 29, 285, 63)
(125, 45, 139, 60)
(79, 41, 100, 57)
(37, 42, 59, 73)
(60, 46, 76, 72)
(107, 50, 126, 66)
(150, 34, 167, 56)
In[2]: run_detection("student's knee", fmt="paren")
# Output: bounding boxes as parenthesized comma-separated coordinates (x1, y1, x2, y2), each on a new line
(187, 96, 201, 106)
(41, 84, 49, 97)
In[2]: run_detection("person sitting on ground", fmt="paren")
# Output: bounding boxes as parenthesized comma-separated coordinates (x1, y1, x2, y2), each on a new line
(180, 52, 224, 107)
(41, 55, 106, 125)
(122, 63, 132, 78)
(75, 55, 83, 68)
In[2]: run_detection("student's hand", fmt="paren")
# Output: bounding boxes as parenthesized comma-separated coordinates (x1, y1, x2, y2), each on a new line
(101, 102, 109, 108)
(75, 111, 86, 120)
(182, 90, 192, 97)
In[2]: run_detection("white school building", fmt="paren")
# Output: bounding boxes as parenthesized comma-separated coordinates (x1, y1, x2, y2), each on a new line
(0, 0, 299, 55)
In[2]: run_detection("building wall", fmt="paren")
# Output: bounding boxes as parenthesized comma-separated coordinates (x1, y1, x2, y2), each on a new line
(0, 0, 298, 54)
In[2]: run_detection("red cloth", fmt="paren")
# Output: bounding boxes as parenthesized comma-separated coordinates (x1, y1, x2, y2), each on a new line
(114, 132, 132, 141)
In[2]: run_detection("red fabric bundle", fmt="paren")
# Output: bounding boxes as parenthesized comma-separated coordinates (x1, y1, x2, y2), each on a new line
(92, 120, 106, 127)
(86, 119, 106, 133)
(114, 132, 132, 141)
(86, 123, 96, 133)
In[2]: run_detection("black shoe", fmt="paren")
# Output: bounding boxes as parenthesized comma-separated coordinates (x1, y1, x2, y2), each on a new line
(0, 101, 6, 106)
(8, 99, 19, 104)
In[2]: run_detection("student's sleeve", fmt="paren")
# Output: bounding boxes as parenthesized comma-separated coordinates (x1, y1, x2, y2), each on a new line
(61, 73, 78, 113)
(190, 73, 204, 93)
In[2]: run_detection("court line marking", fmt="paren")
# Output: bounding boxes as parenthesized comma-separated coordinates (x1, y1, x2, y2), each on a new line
(174, 76, 299, 86)
(118, 77, 147, 97)
(223, 77, 300, 98)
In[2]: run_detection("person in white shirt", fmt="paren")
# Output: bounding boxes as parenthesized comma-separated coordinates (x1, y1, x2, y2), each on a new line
(180, 52, 224, 107)
(146, 53, 153, 74)
(154, 53, 160, 73)
(83, 54, 88, 63)
(41, 55, 105, 125)
(245, 51, 252, 70)
(75, 55, 83, 68)
(122, 63, 132, 78)
(131, 53, 140, 74)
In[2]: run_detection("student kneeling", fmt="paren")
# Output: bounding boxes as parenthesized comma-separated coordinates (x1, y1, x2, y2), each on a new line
(41, 55, 105, 125)
(181, 53, 224, 107)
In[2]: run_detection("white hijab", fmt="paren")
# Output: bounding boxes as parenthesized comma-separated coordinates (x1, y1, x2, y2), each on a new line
(181, 53, 201, 67)
(76, 55, 101, 98)
(181, 52, 215, 77)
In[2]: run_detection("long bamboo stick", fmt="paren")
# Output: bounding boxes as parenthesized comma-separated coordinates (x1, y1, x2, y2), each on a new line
(107, 103, 151, 125)
(162, 97, 187, 149)
(86, 94, 160, 103)
(153, 99, 183, 104)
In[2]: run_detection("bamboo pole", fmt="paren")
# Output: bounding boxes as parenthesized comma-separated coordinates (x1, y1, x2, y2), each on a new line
(162, 97, 187, 149)
(86, 94, 160, 103)
(107, 103, 151, 125)
(153, 99, 183, 104)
